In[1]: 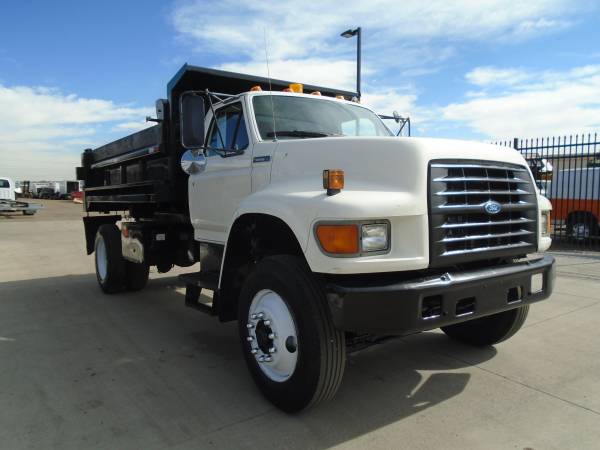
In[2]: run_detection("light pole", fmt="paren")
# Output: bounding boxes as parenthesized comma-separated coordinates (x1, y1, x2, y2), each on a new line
(340, 27, 361, 100)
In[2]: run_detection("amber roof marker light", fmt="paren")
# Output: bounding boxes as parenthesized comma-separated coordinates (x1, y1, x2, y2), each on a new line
(323, 169, 344, 196)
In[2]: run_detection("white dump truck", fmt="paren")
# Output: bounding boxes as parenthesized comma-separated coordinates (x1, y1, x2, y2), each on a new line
(78, 65, 555, 412)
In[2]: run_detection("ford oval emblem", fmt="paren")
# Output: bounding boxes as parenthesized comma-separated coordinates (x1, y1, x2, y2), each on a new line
(483, 200, 502, 215)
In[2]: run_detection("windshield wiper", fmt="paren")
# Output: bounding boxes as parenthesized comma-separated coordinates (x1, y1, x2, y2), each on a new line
(266, 130, 341, 138)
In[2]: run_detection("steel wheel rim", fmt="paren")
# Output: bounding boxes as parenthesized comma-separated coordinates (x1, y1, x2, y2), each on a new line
(96, 237, 108, 282)
(246, 289, 298, 382)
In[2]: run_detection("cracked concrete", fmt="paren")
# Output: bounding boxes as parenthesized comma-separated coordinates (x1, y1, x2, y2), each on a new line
(1, 200, 599, 449)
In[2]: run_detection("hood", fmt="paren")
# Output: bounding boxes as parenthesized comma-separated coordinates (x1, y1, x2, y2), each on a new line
(270, 136, 530, 193)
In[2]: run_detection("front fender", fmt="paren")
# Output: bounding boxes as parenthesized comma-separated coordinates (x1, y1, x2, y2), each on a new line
(233, 180, 323, 252)
(233, 180, 430, 274)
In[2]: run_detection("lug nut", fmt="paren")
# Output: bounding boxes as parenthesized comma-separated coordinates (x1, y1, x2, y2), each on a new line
(268, 333, 276, 339)
(257, 312, 265, 319)
(246, 323, 254, 329)
(264, 320, 271, 326)
(264, 356, 272, 362)
(251, 348, 258, 355)
(269, 347, 276, 354)
(258, 355, 265, 362)
(250, 313, 257, 320)
(246, 336, 254, 342)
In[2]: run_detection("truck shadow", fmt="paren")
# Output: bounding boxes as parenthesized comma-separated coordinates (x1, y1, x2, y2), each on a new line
(0, 273, 496, 449)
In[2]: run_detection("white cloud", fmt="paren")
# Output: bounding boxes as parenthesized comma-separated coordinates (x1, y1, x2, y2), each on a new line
(443, 64, 600, 139)
(113, 121, 156, 131)
(171, 0, 590, 140)
(219, 58, 359, 92)
(173, 0, 580, 59)
(466, 67, 532, 87)
(0, 84, 152, 180)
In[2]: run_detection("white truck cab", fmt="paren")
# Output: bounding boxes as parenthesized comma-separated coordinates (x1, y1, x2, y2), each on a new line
(80, 65, 555, 412)
(0, 177, 16, 201)
(0, 177, 42, 215)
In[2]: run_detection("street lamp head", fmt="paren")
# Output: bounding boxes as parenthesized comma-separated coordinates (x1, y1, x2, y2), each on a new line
(341, 28, 358, 38)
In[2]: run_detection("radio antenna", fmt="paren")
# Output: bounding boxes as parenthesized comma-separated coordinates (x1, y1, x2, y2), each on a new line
(263, 28, 277, 141)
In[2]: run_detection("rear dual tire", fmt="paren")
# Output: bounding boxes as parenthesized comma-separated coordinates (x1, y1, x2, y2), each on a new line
(94, 224, 149, 294)
(238, 255, 345, 413)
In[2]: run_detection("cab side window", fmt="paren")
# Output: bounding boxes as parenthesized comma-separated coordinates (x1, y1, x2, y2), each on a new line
(207, 102, 249, 153)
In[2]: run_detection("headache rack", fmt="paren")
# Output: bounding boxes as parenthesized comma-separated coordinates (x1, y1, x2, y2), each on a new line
(429, 160, 538, 267)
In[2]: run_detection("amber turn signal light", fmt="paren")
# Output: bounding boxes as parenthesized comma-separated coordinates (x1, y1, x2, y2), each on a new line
(316, 224, 359, 254)
(323, 169, 344, 196)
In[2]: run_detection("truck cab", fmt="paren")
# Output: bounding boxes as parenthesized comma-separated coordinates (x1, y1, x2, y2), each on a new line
(78, 65, 555, 412)
(0, 177, 15, 201)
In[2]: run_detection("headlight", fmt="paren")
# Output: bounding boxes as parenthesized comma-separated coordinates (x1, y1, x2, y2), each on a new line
(361, 223, 389, 252)
(541, 211, 551, 236)
(315, 221, 390, 256)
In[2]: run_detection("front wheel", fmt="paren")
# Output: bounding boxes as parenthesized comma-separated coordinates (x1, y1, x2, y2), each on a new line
(441, 305, 529, 346)
(238, 255, 345, 413)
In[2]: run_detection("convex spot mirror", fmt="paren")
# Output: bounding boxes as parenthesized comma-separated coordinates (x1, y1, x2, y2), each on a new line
(181, 150, 207, 175)
(180, 92, 206, 149)
(392, 110, 401, 123)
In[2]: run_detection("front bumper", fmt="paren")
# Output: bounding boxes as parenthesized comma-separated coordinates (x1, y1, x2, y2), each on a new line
(325, 255, 555, 334)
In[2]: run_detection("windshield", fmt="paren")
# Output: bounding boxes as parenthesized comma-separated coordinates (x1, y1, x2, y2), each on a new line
(252, 95, 392, 140)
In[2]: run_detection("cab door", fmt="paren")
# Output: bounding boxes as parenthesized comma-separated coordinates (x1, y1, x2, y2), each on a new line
(188, 102, 252, 243)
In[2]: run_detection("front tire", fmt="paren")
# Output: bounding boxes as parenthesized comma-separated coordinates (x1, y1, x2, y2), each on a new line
(441, 305, 529, 346)
(94, 224, 125, 294)
(238, 255, 345, 413)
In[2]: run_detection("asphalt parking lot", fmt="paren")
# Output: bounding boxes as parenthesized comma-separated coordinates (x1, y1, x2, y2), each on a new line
(1, 200, 600, 450)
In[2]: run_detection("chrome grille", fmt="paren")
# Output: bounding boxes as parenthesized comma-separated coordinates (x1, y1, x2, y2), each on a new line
(429, 160, 538, 267)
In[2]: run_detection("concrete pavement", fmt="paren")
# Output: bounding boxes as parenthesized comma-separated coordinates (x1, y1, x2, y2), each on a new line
(1, 200, 599, 449)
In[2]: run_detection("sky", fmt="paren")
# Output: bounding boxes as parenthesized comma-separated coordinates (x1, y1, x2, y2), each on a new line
(1, 0, 600, 180)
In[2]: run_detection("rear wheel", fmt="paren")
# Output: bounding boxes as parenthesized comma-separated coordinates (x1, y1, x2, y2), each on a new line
(95, 224, 125, 294)
(238, 255, 345, 412)
(441, 305, 529, 346)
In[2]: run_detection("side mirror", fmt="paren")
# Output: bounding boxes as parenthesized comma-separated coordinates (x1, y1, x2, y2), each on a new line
(180, 93, 206, 149)
(392, 110, 401, 123)
(181, 150, 207, 175)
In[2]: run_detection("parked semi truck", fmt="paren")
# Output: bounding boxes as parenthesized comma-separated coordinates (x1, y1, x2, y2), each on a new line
(77, 65, 555, 412)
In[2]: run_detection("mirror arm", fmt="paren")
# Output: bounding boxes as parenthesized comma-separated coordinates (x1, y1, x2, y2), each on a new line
(205, 89, 226, 149)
